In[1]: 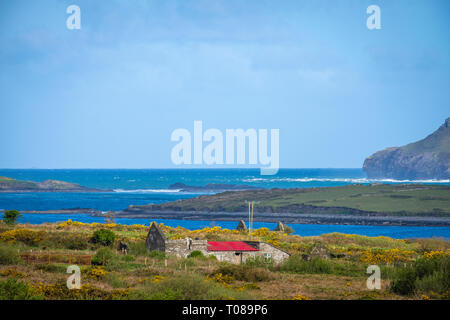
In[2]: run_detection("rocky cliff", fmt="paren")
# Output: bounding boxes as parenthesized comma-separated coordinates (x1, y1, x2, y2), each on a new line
(363, 118, 450, 180)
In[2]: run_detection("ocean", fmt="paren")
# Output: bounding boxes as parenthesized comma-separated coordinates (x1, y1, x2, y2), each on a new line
(1, 169, 449, 239)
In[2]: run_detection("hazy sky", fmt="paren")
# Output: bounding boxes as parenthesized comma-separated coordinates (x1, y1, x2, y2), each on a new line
(1, 0, 449, 169)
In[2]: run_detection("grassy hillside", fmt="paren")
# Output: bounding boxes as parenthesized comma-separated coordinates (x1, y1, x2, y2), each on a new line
(0, 220, 449, 300)
(131, 184, 450, 217)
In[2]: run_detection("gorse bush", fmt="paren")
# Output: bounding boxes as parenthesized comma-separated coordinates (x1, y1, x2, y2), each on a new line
(32, 280, 129, 300)
(0, 229, 45, 246)
(92, 229, 116, 246)
(390, 255, 450, 296)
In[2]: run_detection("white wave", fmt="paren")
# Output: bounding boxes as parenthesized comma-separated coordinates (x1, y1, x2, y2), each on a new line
(242, 178, 450, 184)
(113, 188, 181, 193)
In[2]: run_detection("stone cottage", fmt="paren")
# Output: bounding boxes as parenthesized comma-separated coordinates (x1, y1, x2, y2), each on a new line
(145, 223, 290, 264)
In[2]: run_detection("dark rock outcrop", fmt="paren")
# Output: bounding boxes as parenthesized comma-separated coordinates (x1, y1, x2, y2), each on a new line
(169, 182, 261, 192)
(363, 118, 450, 180)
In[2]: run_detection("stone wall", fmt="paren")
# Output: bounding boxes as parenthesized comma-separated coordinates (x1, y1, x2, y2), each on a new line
(258, 242, 290, 264)
(165, 239, 208, 258)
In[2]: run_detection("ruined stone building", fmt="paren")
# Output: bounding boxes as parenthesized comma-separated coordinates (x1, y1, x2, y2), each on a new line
(145, 223, 290, 264)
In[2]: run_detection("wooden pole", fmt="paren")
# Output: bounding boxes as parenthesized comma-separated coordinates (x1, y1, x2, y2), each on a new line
(251, 201, 254, 240)
(248, 202, 251, 238)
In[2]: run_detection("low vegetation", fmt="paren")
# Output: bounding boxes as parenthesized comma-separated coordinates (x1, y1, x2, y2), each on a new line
(0, 218, 448, 300)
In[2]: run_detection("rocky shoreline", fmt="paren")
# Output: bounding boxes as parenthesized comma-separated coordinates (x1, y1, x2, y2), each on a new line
(7, 207, 450, 226)
(113, 210, 450, 227)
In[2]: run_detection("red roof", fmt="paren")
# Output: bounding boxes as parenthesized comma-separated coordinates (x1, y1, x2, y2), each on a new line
(207, 241, 259, 252)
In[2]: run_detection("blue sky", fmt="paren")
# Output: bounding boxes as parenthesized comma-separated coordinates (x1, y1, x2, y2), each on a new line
(0, 0, 449, 169)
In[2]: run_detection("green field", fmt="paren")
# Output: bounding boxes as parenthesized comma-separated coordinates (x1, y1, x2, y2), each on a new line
(135, 184, 450, 217)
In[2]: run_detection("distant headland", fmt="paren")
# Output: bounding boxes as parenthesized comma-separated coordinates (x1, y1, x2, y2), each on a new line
(363, 117, 450, 180)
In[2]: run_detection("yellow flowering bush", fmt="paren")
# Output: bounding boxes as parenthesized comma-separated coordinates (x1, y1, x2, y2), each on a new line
(152, 275, 165, 283)
(0, 229, 46, 245)
(87, 266, 107, 279)
(360, 248, 416, 264)
(31, 281, 129, 300)
(206, 273, 234, 288)
(57, 219, 87, 229)
(0, 268, 26, 278)
(422, 250, 450, 260)
(291, 293, 311, 300)
(252, 228, 270, 237)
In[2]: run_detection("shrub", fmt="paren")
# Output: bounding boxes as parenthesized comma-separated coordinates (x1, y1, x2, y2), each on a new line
(390, 255, 450, 296)
(284, 225, 294, 235)
(0, 229, 45, 246)
(214, 264, 272, 282)
(31, 280, 129, 300)
(0, 278, 42, 300)
(187, 250, 205, 259)
(2, 210, 21, 225)
(0, 243, 20, 265)
(92, 229, 116, 246)
(92, 247, 116, 266)
(44, 233, 89, 250)
(87, 266, 107, 279)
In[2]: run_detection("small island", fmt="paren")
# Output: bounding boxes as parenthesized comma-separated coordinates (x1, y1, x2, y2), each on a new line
(0, 176, 109, 193)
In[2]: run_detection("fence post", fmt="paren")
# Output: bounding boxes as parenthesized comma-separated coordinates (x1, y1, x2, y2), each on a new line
(102, 254, 105, 265)
(48, 253, 50, 264)
(69, 254, 71, 264)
